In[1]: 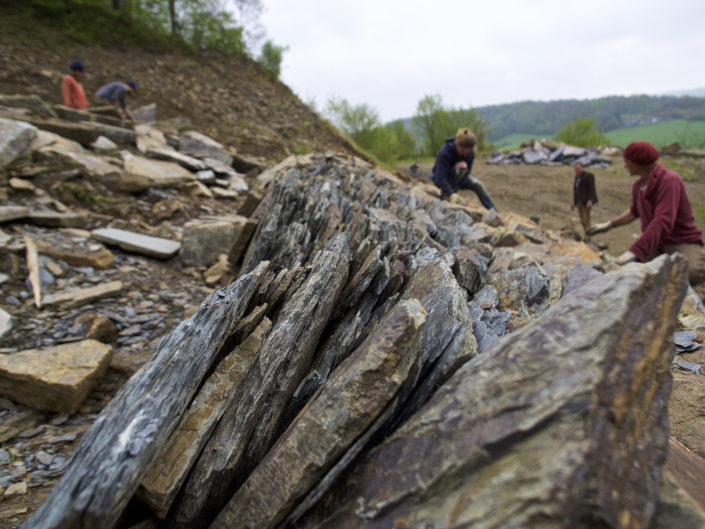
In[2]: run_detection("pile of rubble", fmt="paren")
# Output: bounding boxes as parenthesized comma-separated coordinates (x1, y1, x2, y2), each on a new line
(488, 138, 616, 168)
(1, 95, 705, 529)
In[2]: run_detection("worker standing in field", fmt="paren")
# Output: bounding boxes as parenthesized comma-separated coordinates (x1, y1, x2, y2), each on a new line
(587, 141, 705, 284)
(571, 161, 598, 241)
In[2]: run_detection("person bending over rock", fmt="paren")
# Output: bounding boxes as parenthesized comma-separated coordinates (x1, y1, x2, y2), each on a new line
(95, 80, 138, 125)
(431, 128, 497, 210)
(587, 141, 705, 284)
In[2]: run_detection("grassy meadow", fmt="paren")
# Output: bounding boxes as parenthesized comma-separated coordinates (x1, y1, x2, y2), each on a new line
(494, 119, 705, 151)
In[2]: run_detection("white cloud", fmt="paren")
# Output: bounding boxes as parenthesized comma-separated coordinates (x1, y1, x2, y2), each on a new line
(261, 0, 705, 121)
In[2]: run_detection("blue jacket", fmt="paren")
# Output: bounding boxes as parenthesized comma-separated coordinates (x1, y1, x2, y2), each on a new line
(432, 137, 475, 196)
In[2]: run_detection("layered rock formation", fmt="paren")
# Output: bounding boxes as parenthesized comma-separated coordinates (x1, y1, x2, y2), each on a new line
(20, 148, 692, 529)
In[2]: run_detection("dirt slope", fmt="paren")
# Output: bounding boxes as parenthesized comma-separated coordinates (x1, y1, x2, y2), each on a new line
(0, 31, 357, 162)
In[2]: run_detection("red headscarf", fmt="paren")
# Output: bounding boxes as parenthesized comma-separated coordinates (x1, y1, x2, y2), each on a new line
(623, 141, 659, 165)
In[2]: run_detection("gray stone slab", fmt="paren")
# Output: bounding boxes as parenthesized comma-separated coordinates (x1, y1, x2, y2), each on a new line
(0, 117, 37, 168)
(91, 228, 181, 259)
(0, 308, 13, 342)
(0, 206, 30, 223)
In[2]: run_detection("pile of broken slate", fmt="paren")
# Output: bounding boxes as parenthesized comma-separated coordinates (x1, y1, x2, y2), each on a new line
(0, 93, 705, 529)
(488, 138, 616, 168)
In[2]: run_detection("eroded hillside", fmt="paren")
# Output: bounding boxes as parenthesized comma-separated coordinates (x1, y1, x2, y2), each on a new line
(0, 32, 357, 162)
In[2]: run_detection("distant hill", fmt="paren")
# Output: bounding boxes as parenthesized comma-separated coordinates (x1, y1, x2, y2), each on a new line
(662, 87, 705, 98)
(475, 94, 705, 141)
(493, 119, 705, 151)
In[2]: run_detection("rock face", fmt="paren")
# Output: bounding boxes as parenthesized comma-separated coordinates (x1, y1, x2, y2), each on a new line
(294, 256, 688, 529)
(19, 144, 693, 529)
(0, 340, 112, 414)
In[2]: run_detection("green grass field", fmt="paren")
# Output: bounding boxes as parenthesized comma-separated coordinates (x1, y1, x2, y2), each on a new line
(493, 119, 705, 151)
(605, 119, 705, 148)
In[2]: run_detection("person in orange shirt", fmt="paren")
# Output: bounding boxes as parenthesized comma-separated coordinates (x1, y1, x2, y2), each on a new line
(62, 60, 89, 109)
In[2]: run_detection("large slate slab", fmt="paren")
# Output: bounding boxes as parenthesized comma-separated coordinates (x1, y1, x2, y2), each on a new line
(22, 264, 268, 529)
(211, 299, 427, 529)
(294, 255, 688, 529)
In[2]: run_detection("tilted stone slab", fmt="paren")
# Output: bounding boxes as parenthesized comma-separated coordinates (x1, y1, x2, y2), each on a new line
(22, 264, 268, 529)
(92, 228, 181, 259)
(180, 217, 249, 267)
(294, 255, 688, 529)
(122, 152, 195, 188)
(0, 308, 13, 341)
(41, 280, 124, 309)
(211, 299, 427, 529)
(44, 149, 123, 177)
(34, 239, 115, 269)
(0, 113, 136, 146)
(0, 117, 37, 168)
(178, 130, 232, 166)
(26, 211, 91, 229)
(146, 147, 207, 171)
(0, 206, 30, 223)
(137, 317, 272, 518)
(0, 95, 55, 119)
(0, 339, 112, 414)
(53, 105, 123, 127)
(171, 234, 350, 529)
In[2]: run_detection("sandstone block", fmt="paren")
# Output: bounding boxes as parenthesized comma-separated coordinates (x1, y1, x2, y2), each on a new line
(0, 340, 112, 413)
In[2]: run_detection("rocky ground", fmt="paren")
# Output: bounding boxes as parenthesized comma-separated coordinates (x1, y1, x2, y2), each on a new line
(2, 19, 705, 527)
(1, 122, 704, 526)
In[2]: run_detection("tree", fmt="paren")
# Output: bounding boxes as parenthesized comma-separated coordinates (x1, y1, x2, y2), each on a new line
(554, 117, 610, 147)
(412, 94, 451, 156)
(258, 40, 288, 78)
(325, 97, 381, 140)
(412, 94, 494, 155)
(385, 120, 417, 160)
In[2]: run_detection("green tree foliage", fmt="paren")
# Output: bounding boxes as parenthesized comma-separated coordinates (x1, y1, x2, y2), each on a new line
(385, 120, 417, 160)
(258, 40, 288, 77)
(325, 96, 380, 138)
(413, 94, 450, 157)
(412, 94, 494, 156)
(324, 97, 418, 162)
(23, 0, 256, 53)
(554, 117, 610, 147)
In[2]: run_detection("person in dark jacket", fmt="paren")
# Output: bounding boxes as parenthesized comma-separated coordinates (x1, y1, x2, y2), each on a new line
(571, 162, 598, 241)
(431, 128, 497, 210)
(587, 141, 705, 284)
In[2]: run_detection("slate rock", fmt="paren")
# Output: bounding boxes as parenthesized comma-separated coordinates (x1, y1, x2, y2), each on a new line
(0, 117, 37, 168)
(295, 255, 688, 529)
(92, 228, 181, 259)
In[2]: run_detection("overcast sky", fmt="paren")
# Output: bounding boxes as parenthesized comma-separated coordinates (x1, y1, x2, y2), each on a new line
(260, 0, 705, 122)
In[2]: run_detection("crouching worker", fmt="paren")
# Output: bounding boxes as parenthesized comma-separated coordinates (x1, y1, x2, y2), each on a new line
(587, 140, 705, 285)
(431, 128, 497, 210)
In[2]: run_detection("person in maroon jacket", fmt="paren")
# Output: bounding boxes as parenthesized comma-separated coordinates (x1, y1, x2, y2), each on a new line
(587, 141, 705, 284)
